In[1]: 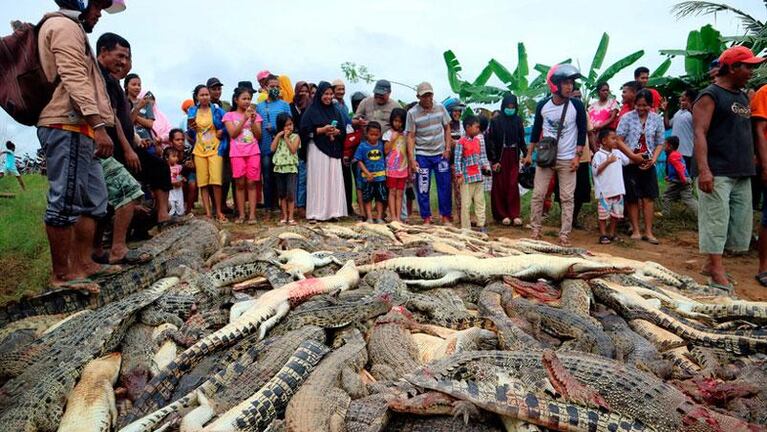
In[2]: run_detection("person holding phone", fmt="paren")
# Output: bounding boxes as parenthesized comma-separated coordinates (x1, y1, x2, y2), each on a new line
(188, 85, 227, 222)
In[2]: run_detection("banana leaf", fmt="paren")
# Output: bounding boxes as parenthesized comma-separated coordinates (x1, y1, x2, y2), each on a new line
(443, 50, 466, 94)
(684, 29, 705, 78)
(588, 33, 610, 84)
(594, 50, 644, 85)
(651, 57, 673, 78)
(659, 49, 712, 57)
(533, 58, 572, 76)
(472, 63, 495, 87)
(700, 25, 726, 54)
(488, 58, 517, 88)
(514, 42, 530, 92)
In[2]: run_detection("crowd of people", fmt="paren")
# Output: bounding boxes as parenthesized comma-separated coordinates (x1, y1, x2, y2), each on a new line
(13, 0, 767, 293)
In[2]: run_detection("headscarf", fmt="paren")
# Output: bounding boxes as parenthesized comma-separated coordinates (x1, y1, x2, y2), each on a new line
(139, 90, 173, 143)
(292, 81, 310, 111)
(300, 81, 346, 159)
(487, 93, 525, 162)
(279, 75, 294, 104)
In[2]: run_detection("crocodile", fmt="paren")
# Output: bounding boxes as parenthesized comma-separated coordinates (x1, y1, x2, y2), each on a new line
(151, 323, 178, 374)
(358, 254, 633, 288)
(504, 276, 562, 304)
(0, 277, 178, 432)
(504, 297, 616, 358)
(597, 313, 672, 379)
(411, 327, 498, 363)
(368, 306, 431, 380)
(591, 278, 767, 355)
(120, 323, 158, 401)
(662, 346, 702, 377)
(560, 279, 594, 321)
(478, 282, 542, 350)
(345, 393, 392, 432)
(119, 326, 324, 432)
(201, 339, 330, 431)
(284, 329, 368, 432)
(124, 221, 199, 264)
(406, 350, 760, 432)
(681, 299, 767, 324)
(628, 319, 687, 352)
(496, 237, 591, 256)
(57, 352, 121, 432)
(276, 248, 340, 279)
(384, 415, 504, 432)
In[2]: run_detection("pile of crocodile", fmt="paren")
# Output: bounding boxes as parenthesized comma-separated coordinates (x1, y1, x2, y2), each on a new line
(0, 218, 766, 432)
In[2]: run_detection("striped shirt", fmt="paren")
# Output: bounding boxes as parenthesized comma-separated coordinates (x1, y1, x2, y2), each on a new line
(405, 103, 450, 156)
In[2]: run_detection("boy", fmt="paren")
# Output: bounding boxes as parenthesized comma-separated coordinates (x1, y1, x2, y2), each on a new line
(0, 141, 25, 191)
(165, 147, 185, 217)
(662, 136, 698, 217)
(591, 129, 629, 244)
(454, 115, 491, 232)
(353, 122, 388, 223)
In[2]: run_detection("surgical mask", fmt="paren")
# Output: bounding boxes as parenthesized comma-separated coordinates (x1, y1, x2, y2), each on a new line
(268, 88, 280, 99)
(504, 108, 517, 116)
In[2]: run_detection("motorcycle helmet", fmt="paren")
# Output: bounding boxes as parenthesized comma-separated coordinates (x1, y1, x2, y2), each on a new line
(546, 64, 582, 95)
(518, 165, 535, 190)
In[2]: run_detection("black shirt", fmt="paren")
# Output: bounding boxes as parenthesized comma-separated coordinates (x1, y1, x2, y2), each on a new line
(99, 64, 133, 165)
(697, 84, 755, 177)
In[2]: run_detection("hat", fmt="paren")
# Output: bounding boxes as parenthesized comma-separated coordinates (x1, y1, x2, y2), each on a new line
(416, 82, 434, 97)
(718, 46, 765, 66)
(104, 0, 125, 14)
(331, 79, 345, 88)
(206, 77, 223, 88)
(257, 70, 272, 82)
(181, 99, 194, 113)
(237, 81, 257, 93)
(373, 79, 391, 95)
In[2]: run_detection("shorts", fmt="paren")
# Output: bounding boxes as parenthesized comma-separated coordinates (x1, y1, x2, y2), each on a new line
(38, 127, 107, 226)
(194, 154, 223, 187)
(100, 157, 143, 209)
(362, 181, 388, 203)
(275, 172, 297, 201)
(231, 155, 261, 182)
(137, 149, 171, 191)
(699, 176, 753, 254)
(386, 176, 407, 191)
(597, 194, 624, 220)
(353, 165, 364, 190)
(623, 164, 659, 203)
(1, 165, 19, 176)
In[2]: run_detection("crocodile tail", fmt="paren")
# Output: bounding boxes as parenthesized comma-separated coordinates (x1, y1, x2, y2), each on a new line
(117, 391, 198, 432)
(0, 289, 92, 327)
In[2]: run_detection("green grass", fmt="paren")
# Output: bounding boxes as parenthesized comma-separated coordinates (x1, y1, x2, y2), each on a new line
(0, 174, 51, 303)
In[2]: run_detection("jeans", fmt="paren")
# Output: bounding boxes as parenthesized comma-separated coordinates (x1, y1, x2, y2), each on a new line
(296, 159, 307, 208)
(261, 153, 275, 209)
(530, 158, 577, 237)
(415, 154, 452, 219)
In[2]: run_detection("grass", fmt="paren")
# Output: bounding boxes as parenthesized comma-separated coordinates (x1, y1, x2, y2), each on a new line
(0, 174, 51, 303)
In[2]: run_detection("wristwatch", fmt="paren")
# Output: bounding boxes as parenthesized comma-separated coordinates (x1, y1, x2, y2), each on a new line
(575, 150, 583, 157)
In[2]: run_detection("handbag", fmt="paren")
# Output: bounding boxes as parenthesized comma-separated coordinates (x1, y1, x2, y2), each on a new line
(535, 98, 569, 168)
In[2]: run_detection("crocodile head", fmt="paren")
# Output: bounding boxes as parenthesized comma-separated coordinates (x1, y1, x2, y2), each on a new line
(566, 261, 634, 280)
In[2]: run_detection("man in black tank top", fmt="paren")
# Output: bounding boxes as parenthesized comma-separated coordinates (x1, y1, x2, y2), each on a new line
(693, 46, 765, 289)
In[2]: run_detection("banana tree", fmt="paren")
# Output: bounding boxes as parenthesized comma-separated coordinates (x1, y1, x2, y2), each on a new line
(580, 33, 645, 97)
(650, 24, 727, 92)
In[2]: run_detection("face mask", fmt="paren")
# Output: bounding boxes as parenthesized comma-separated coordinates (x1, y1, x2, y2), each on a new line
(504, 108, 516, 116)
(268, 88, 280, 99)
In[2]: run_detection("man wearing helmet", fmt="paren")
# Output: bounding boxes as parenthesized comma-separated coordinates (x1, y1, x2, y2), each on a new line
(523, 64, 588, 246)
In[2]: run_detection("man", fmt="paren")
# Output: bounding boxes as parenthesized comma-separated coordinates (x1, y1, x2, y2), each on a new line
(634, 66, 662, 110)
(256, 70, 272, 103)
(37, 0, 121, 289)
(522, 64, 588, 246)
(753, 83, 767, 288)
(610, 81, 640, 129)
(207, 76, 234, 214)
(354, 79, 399, 134)
(694, 46, 765, 290)
(332, 79, 352, 127)
(663, 89, 698, 173)
(207, 77, 231, 111)
(256, 75, 292, 211)
(407, 82, 453, 225)
(95, 32, 144, 263)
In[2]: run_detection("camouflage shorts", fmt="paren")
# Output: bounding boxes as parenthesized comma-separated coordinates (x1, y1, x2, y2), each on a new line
(100, 157, 143, 209)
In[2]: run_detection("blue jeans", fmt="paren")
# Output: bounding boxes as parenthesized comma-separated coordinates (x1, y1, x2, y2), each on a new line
(296, 159, 307, 208)
(415, 154, 452, 219)
(261, 153, 275, 209)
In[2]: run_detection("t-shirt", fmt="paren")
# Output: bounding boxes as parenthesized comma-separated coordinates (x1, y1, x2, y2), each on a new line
(750, 85, 767, 141)
(697, 84, 755, 177)
(2, 150, 15, 170)
(588, 98, 618, 128)
(530, 97, 587, 160)
(355, 97, 400, 134)
(383, 129, 408, 178)
(169, 163, 183, 188)
(591, 148, 629, 198)
(405, 103, 450, 157)
(256, 99, 292, 155)
(670, 109, 694, 157)
(353, 140, 386, 183)
(223, 111, 263, 157)
(192, 108, 220, 157)
(273, 133, 300, 174)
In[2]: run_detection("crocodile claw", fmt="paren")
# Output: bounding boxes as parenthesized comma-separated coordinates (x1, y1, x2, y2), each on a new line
(451, 400, 480, 424)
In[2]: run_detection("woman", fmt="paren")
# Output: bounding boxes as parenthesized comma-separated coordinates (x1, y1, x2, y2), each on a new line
(187, 85, 227, 222)
(291, 81, 311, 212)
(124, 73, 173, 226)
(588, 82, 619, 149)
(487, 94, 526, 226)
(617, 89, 664, 244)
(300, 81, 347, 222)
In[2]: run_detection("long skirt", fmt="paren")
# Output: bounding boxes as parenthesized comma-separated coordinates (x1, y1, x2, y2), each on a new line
(306, 141, 348, 221)
(491, 147, 521, 221)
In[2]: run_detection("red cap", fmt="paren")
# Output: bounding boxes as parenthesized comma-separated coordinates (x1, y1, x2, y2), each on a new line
(718, 46, 765, 66)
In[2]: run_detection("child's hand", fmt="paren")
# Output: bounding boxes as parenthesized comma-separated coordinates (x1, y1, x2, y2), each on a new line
(607, 154, 617, 164)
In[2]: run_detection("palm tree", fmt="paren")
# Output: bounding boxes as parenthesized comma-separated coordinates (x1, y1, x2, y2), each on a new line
(672, 1, 765, 35)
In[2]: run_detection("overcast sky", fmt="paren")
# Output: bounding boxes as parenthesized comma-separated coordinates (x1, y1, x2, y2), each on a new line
(0, 0, 761, 155)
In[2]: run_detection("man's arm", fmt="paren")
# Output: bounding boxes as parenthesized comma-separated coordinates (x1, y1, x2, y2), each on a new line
(754, 118, 767, 184)
(693, 95, 715, 193)
(115, 117, 141, 172)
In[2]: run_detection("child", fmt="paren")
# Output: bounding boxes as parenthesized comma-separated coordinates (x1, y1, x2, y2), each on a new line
(591, 128, 630, 244)
(223, 87, 263, 224)
(169, 128, 197, 214)
(1, 141, 25, 191)
(384, 108, 408, 223)
(662, 135, 698, 217)
(165, 147, 185, 217)
(453, 115, 491, 232)
(354, 122, 388, 223)
(272, 113, 301, 224)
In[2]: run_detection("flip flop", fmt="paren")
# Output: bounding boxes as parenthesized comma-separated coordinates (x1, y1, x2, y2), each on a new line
(706, 278, 734, 294)
(645, 237, 660, 245)
(50, 279, 101, 294)
(700, 270, 737, 285)
(755, 271, 767, 287)
(91, 252, 109, 265)
(86, 263, 123, 279)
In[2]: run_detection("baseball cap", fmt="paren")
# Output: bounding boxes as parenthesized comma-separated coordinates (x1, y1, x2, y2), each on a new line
(206, 77, 224, 88)
(416, 82, 434, 97)
(257, 70, 272, 82)
(105, 0, 125, 14)
(718, 46, 765, 66)
(332, 79, 345, 88)
(181, 99, 194, 113)
(373, 79, 391, 95)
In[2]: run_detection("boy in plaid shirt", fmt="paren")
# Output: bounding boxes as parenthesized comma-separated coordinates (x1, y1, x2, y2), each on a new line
(454, 115, 491, 232)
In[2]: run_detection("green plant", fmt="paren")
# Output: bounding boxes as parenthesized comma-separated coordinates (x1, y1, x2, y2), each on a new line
(340, 62, 416, 91)
(650, 24, 727, 94)
(580, 33, 645, 97)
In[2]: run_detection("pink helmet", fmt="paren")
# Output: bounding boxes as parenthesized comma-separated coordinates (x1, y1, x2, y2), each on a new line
(546, 64, 581, 94)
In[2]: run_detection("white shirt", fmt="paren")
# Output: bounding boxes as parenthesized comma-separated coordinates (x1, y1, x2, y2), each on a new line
(591, 148, 629, 199)
(538, 99, 580, 160)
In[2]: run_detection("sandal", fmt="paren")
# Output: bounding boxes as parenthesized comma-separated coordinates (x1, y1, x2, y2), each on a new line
(247, 219, 258, 225)
(49, 278, 101, 294)
(513, 218, 523, 227)
(644, 236, 660, 245)
(288, 219, 297, 225)
(755, 271, 767, 287)
(559, 236, 572, 247)
(501, 218, 511, 226)
(599, 235, 611, 245)
(234, 218, 245, 225)
(216, 216, 229, 224)
(85, 264, 123, 279)
(279, 219, 287, 225)
(707, 278, 734, 294)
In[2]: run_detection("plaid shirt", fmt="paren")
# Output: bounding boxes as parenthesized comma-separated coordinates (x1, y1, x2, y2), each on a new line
(454, 134, 490, 183)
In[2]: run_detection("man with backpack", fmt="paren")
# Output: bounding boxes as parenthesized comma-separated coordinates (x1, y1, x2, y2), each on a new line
(34, 0, 122, 289)
(522, 64, 588, 247)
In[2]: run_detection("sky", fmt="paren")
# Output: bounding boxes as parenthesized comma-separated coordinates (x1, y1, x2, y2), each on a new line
(0, 0, 762, 155)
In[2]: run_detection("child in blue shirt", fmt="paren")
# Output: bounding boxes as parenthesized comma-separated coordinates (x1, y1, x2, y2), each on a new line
(1, 141, 25, 191)
(353, 122, 387, 223)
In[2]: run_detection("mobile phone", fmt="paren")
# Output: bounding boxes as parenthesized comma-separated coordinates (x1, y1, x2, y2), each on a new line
(331, 120, 338, 128)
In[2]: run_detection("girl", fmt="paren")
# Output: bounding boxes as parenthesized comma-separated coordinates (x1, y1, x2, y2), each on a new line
(272, 113, 301, 224)
(168, 128, 196, 214)
(187, 86, 227, 222)
(223, 87, 263, 224)
(487, 94, 526, 227)
(384, 108, 408, 223)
